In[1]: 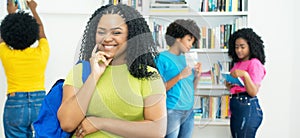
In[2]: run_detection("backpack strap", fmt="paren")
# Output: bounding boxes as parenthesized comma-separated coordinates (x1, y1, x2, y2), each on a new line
(76, 60, 91, 83)
(81, 60, 91, 82)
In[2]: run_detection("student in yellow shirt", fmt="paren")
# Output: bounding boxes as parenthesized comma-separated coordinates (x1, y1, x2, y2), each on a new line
(57, 4, 167, 138)
(0, 0, 49, 137)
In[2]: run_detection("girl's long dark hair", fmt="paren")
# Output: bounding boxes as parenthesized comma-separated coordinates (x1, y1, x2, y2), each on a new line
(228, 28, 266, 65)
(79, 4, 158, 79)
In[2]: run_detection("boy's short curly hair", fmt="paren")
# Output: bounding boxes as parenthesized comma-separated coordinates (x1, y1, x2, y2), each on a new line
(0, 11, 39, 50)
(228, 28, 266, 64)
(165, 19, 200, 47)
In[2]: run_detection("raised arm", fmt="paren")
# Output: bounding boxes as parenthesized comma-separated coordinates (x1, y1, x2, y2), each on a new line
(27, 0, 46, 39)
(57, 48, 113, 132)
(1, 1, 18, 43)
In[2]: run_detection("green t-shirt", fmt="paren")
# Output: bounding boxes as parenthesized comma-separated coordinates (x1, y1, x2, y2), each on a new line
(64, 63, 165, 137)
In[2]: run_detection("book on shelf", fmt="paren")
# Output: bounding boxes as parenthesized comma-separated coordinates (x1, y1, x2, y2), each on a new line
(193, 95, 203, 122)
(220, 95, 230, 119)
(109, 0, 143, 12)
(194, 95, 230, 120)
(152, 22, 166, 49)
(221, 72, 244, 87)
(199, 70, 213, 85)
(10, 0, 29, 11)
(200, 0, 248, 12)
(212, 62, 221, 85)
(199, 22, 245, 50)
(200, 26, 207, 49)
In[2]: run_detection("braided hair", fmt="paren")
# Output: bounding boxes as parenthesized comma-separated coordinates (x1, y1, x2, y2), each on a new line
(79, 4, 158, 79)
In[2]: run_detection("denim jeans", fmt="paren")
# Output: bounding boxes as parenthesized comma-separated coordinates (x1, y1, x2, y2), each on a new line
(3, 91, 45, 138)
(230, 93, 263, 138)
(165, 109, 194, 138)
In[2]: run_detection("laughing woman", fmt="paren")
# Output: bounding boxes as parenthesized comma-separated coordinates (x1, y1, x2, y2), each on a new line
(57, 4, 167, 138)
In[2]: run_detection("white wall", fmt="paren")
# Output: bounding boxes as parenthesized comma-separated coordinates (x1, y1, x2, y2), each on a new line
(291, 0, 300, 138)
(0, 0, 5, 136)
(0, 0, 299, 138)
(248, 0, 297, 138)
(0, 1, 96, 137)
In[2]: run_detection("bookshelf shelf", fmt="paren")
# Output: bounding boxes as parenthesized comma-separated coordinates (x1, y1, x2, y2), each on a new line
(194, 119, 230, 126)
(195, 88, 230, 96)
(190, 48, 228, 53)
(197, 84, 227, 90)
(143, 11, 248, 17)
(158, 48, 229, 53)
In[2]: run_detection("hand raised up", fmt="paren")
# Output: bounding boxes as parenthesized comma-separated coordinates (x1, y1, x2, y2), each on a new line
(89, 44, 113, 79)
(27, 0, 37, 12)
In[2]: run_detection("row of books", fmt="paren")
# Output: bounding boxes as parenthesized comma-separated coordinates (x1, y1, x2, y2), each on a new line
(194, 95, 231, 120)
(148, 0, 248, 13)
(150, 16, 246, 50)
(197, 16, 247, 49)
(152, 21, 167, 49)
(198, 60, 232, 85)
(200, 0, 248, 12)
(199, 25, 233, 49)
(109, 0, 249, 13)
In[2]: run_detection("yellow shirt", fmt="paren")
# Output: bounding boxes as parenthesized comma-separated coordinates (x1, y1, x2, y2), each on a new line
(64, 63, 165, 138)
(0, 38, 50, 94)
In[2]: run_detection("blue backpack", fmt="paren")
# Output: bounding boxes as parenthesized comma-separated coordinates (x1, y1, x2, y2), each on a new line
(33, 61, 91, 138)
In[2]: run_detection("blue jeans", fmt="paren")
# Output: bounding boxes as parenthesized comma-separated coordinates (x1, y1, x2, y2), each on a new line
(165, 109, 194, 138)
(3, 91, 45, 138)
(230, 93, 263, 138)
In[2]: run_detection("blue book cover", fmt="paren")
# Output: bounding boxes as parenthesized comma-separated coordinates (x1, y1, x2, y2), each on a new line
(221, 72, 244, 87)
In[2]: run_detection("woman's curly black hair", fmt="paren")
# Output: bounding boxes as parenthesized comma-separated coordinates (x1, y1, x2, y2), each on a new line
(228, 28, 266, 65)
(165, 19, 200, 47)
(79, 4, 158, 79)
(0, 11, 39, 50)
